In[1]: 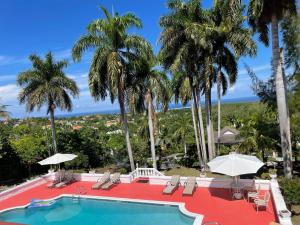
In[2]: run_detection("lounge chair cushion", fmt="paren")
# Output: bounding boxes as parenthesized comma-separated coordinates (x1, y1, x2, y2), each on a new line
(163, 185, 178, 194)
(55, 173, 74, 188)
(101, 173, 120, 190)
(163, 175, 180, 194)
(92, 172, 110, 190)
(183, 177, 197, 195)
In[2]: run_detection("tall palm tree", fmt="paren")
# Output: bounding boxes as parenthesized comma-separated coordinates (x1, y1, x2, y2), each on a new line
(143, 64, 170, 170)
(173, 113, 193, 156)
(17, 52, 79, 154)
(248, 0, 296, 178)
(72, 6, 153, 171)
(159, 0, 213, 166)
(173, 73, 207, 164)
(211, 1, 256, 154)
(129, 58, 170, 169)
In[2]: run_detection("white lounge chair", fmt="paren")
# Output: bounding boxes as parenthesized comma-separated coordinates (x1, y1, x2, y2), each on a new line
(183, 177, 197, 195)
(55, 172, 75, 188)
(92, 171, 110, 189)
(163, 175, 180, 194)
(47, 170, 65, 188)
(101, 173, 121, 190)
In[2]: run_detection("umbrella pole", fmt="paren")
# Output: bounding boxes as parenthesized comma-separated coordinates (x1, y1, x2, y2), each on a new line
(234, 176, 238, 185)
(59, 164, 61, 182)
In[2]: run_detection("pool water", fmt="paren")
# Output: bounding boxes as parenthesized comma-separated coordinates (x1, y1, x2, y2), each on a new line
(0, 197, 195, 225)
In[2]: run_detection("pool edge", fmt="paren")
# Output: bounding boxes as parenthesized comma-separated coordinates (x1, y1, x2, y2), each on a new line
(0, 194, 204, 225)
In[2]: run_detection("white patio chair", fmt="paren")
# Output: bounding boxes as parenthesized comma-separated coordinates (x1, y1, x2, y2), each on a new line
(247, 185, 261, 202)
(254, 191, 270, 212)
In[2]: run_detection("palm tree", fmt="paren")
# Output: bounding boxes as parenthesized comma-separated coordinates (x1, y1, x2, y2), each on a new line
(210, 1, 256, 155)
(142, 63, 170, 170)
(248, 0, 296, 178)
(173, 73, 207, 164)
(17, 52, 79, 154)
(173, 114, 193, 156)
(72, 6, 153, 171)
(129, 58, 170, 169)
(159, 0, 214, 166)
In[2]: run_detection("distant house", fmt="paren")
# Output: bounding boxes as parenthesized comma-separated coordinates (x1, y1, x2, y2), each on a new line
(214, 127, 243, 145)
(42, 124, 51, 129)
(72, 125, 82, 131)
(105, 120, 119, 127)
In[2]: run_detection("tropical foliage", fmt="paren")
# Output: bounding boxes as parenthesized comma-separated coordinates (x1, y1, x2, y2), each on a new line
(17, 52, 79, 154)
(1, 0, 299, 184)
(72, 6, 153, 171)
(247, 0, 297, 177)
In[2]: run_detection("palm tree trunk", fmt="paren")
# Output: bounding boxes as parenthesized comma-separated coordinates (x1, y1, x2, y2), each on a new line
(118, 82, 135, 172)
(196, 91, 207, 164)
(209, 88, 216, 158)
(147, 91, 157, 169)
(205, 85, 214, 161)
(271, 14, 293, 178)
(49, 108, 57, 154)
(191, 101, 202, 166)
(183, 140, 187, 155)
(217, 69, 221, 156)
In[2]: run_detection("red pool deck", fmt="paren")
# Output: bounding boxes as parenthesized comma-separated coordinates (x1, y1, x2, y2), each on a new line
(0, 180, 277, 225)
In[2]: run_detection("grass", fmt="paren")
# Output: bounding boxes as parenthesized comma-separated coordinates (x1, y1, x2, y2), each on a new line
(292, 205, 300, 225)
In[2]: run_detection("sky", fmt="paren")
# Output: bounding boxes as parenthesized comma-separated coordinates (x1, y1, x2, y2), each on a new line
(0, 0, 274, 118)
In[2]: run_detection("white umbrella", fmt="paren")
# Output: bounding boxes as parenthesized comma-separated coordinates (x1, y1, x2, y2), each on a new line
(38, 153, 77, 181)
(207, 152, 264, 177)
(38, 153, 77, 165)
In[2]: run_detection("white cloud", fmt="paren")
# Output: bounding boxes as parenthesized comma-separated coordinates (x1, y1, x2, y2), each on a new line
(67, 72, 89, 90)
(0, 49, 72, 68)
(0, 55, 28, 66)
(0, 74, 17, 82)
(0, 55, 14, 65)
(238, 64, 271, 76)
(0, 84, 20, 102)
(53, 49, 72, 60)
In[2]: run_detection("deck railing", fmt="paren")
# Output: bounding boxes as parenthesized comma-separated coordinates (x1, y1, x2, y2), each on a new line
(129, 168, 164, 180)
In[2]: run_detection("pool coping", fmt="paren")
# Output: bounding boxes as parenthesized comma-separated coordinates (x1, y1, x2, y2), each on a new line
(0, 194, 204, 225)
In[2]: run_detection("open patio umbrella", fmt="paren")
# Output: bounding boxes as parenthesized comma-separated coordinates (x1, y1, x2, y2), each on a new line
(38, 153, 77, 166)
(207, 152, 264, 177)
(38, 153, 77, 181)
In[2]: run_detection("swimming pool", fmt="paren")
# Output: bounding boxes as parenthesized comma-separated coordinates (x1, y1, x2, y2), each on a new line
(0, 196, 196, 225)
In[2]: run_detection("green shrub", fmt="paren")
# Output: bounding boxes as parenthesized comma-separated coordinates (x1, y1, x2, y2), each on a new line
(260, 172, 270, 179)
(280, 178, 300, 208)
(118, 167, 128, 174)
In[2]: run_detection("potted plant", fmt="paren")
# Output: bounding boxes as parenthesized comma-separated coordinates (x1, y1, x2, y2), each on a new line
(269, 168, 277, 180)
(279, 209, 291, 218)
(200, 167, 206, 178)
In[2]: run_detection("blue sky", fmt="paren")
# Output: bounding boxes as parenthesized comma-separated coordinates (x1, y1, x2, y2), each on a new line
(0, 0, 274, 118)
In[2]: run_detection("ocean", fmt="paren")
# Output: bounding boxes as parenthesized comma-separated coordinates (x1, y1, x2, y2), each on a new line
(57, 96, 259, 118)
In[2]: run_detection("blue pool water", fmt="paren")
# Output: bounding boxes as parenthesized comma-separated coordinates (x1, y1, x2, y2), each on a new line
(0, 197, 195, 225)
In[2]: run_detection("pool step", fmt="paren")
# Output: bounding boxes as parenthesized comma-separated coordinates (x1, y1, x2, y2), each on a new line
(72, 195, 80, 203)
(72, 185, 87, 203)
